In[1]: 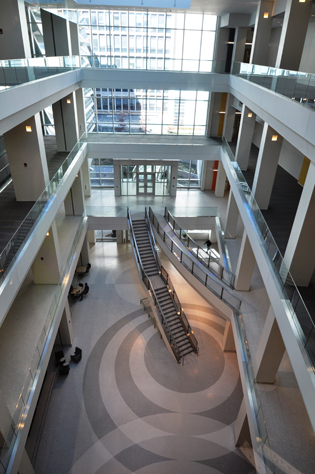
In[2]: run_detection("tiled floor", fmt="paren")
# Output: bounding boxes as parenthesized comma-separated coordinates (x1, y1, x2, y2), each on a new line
(34, 231, 255, 473)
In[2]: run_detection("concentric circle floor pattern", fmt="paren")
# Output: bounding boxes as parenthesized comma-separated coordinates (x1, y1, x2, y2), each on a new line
(34, 243, 255, 474)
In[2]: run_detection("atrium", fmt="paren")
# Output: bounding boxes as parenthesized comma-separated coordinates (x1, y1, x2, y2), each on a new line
(1, 1, 315, 473)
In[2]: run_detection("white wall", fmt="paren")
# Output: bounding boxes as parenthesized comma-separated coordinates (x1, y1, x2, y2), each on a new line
(278, 139, 304, 179)
(300, 20, 315, 73)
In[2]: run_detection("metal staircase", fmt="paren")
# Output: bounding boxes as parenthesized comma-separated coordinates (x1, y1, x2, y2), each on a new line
(132, 219, 159, 277)
(128, 210, 198, 363)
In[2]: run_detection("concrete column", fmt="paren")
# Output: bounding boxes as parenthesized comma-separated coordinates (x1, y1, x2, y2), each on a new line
(235, 230, 256, 291)
(81, 157, 91, 197)
(0, 0, 31, 59)
(116, 230, 124, 244)
(31, 221, 61, 284)
(170, 161, 178, 197)
(18, 450, 35, 474)
(64, 172, 85, 216)
(75, 88, 86, 137)
(114, 161, 121, 197)
(215, 161, 226, 197)
(252, 123, 283, 210)
(225, 190, 240, 239)
(59, 301, 73, 346)
(41, 9, 70, 57)
(275, 0, 312, 71)
(255, 306, 285, 384)
(222, 321, 236, 352)
(0, 389, 12, 449)
(88, 230, 96, 244)
(3, 114, 49, 201)
(79, 232, 90, 266)
(250, 0, 273, 66)
(235, 105, 256, 171)
(284, 161, 315, 286)
(232, 27, 247, 63)
(222, 93, 235, 142)
(234, 399, 251, 447)
(53, 93, 79, 152)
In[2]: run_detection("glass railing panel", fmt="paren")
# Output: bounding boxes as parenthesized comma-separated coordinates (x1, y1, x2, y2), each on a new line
(0, 136, 86, 286)
(222, 139, 315, 368)
(232, 61, 315, 108)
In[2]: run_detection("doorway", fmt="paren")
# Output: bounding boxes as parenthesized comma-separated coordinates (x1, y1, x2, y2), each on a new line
(137, 173, 155, 195)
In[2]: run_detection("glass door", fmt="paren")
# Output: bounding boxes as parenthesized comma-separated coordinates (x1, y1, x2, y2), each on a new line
(136, 173, 155, 194)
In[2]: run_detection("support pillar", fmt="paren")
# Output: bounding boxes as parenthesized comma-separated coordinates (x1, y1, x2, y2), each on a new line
(250, 0, 273, 66)
(234, 105, 256, 171)
(88, 230, 96, 244)
(81, 157, 91, 197)
(114, 161, 121, 197)
(284, 161, 315, 286)
(3, 114, 49, 201)
(0, 389, 12, 450)
(64, 172, 85, 216)
(234, 399, 251, 447)
(0, 0, 31, 59)
(214, 161, 226, 197)
(255, 306, 285, 383)
(31, 221, 61, 284)
(18, 450, 35, 474)
(53, 93, 79, 152)
(222, 321, 236, 352)
(170, 161, 178, 197)
(235, 230, 256, 291)
(222, 93, 235, 142)
(232, 27, 247, 63)
(252, 123, 283, 210)
(225, 190, 240, 239)
(79, 232, 90, 266)
(275, 0, 312, 71)
(75, 88, 86, 137)
(59, 301, 73, 346)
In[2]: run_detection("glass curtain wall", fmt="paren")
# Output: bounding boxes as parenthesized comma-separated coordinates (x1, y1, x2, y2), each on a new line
(177, 159, 202, 188)
(78, 10, 217, 72)
(28, 7, 217, 72)
(85, 88, 209, 135)
(89, 158, 114, 187)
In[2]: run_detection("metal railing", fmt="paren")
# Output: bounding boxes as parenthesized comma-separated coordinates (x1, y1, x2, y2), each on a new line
(0, 217, 87, 474)
(144, 208, 199, 355)
(221, 139, 315, 368)
(0, 136, 87, 287)
(164, 207, 235, 288)
(127, 208, 182, 362)
(148, 207, 277, 471)
(0, 164, 11, 189)
(148, 207, 242, 312)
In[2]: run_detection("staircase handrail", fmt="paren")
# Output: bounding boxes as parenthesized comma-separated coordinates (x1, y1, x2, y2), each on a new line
(127, 208, 182, 362)
(145, 208, 199, 354)
(148, 207, 242, 312)
(164, 206, 235, 288)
